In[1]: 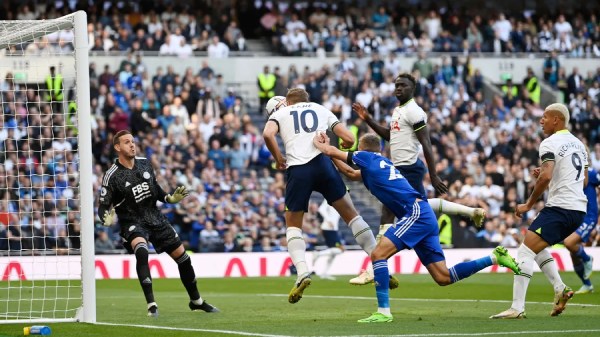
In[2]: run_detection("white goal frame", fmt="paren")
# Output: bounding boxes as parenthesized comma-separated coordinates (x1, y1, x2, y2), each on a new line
(0, 11, 94, 324)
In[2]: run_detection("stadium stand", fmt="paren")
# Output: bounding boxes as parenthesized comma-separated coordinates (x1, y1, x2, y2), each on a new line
(0, 1, 599, 255)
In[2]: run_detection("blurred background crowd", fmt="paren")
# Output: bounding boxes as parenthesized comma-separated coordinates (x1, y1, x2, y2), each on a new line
(0, 0, 599, 255)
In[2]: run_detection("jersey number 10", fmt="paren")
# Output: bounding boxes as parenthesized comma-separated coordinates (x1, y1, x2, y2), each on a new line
(290, 110, 318, 134)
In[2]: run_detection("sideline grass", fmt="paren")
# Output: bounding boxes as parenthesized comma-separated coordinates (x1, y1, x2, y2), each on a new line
(0, 273, 599, 337)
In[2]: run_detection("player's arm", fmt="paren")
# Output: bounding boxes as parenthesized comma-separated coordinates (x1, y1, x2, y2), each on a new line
(352, 102, 390, 141)
(97, 177, 115, 227)
(152, 169, 189, 204)
(331, 158, 362, 181)
(516, 158, 555, 217)
(313, 133, 362, 181)
(415, 125, 448, 194)
(331, 122, 355, 149)
(262, 120, 286, 170)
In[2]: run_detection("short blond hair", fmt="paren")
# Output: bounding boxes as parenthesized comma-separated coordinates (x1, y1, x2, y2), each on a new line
(545, 103, 570, 124)
(286, 88, 309, 104)
(359, 133, 381, 152)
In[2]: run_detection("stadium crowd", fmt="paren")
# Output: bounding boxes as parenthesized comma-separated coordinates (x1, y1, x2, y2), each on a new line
(0, 1, 599, 255)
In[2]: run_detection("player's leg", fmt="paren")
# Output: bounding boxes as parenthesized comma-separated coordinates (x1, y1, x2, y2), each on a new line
(427, 198, 486, 228)
(565, 222, 594, 294)
(357, 236, 399, 323)
(285, 163, 316, 303)
(129, 236, 158, 317)
(316, 230, 343, 280)
(168, 244, 219, 313)
(420, 238, 518, 286)
(330, 193, 376, 257)
(350, 204, 394, 285)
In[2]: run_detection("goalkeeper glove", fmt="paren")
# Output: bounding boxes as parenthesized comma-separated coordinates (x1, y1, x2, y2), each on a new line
(166, 186, 189, 204)
(101, 209, 116, 227)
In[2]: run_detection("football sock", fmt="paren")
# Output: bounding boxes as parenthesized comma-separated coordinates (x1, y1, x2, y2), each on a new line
(349, 216, 376, 255)
(376, 223, 393, 243)
(512, 244, 535, 312)
(448, 256, 493, 283)
(577, 245, 591, 262)
(175, 252, 201, 301)
(428, 198, 474, 217)
(286, 227, 309, 277)
(373, 259, 391, 315)
(535, 248, 565, 293)
(134, 242, 155, 304)
(572, 254, 592, 285)
(323, 247, 342, 276)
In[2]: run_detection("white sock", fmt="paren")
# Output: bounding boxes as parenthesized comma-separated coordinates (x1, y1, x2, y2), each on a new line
(512, 244, 536, 312)
(323, 247, 342, 275)
(428, 198, 475, 218)
(378, 307, 391, 316)
(348, 216, 376, 255)
(286, 227, 309, 277)
(191, 298, 203, 305)
(535, 248, 565, 293)
(376, 223, 393, 243)
(147, 301, 157, 309)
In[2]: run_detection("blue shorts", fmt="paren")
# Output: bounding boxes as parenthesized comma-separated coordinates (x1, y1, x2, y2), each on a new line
(384, 200, 445, 266)
(396, 159, 427, 200)
(285, 154, 347, 212)
(322, 229, 342, 248)
(529, 207, 585, 245)
(575, 217, 596, 243)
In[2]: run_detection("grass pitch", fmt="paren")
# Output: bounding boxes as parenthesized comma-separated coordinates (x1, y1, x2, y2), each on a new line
(0, 272, 599, 337)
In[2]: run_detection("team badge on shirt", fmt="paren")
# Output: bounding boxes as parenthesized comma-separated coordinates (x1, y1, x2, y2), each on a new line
(143, 172, 150, 179)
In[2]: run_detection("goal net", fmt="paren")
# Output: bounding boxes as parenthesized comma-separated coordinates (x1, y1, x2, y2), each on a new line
(0, 11, 95, 323)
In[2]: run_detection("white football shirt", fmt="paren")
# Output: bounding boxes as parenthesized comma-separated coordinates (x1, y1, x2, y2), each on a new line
(540, 130, 588, 212)
(389, 99, 427, 166)
(269, 102, 340, 167)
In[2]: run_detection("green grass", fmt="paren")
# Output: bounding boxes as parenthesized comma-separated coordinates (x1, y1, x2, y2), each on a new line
(0, 273, 599, 336)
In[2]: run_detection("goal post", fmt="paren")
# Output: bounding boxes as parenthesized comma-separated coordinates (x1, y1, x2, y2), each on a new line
(0, 11, 94, 323)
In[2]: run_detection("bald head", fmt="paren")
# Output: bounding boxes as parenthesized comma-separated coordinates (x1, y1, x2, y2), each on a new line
(545, 103, 570, 125)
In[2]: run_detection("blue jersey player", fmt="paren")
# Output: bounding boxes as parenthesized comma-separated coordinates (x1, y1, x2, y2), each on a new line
(313, 132, 520, 323)
(564, 168, 599, 294)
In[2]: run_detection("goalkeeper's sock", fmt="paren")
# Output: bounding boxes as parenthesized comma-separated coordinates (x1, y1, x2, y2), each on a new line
(448, 256, 493, 284)
(286, 227, 309, 277)
(175, 252, 201, 301)
(349, 216, 376, 255)
(134, 242, 155, 304)
(373, 259, 391, 315)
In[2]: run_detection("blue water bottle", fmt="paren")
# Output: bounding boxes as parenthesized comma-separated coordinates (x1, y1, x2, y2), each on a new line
(23, 325, 51, 335)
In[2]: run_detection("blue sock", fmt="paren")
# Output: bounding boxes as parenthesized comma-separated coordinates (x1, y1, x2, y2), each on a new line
(449, 256, 493, 284)
(577, 245, 591, 262)
(373, 260, 390, 309)
(573, 261, 592, 285)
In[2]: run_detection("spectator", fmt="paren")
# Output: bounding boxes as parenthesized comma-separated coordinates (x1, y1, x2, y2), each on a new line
(207, 36, 230, 58)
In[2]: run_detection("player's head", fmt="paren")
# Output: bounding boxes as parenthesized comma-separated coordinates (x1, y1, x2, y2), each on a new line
(358, 133, 381, 153)
(541, 103, 569, 135)
(286, 88, 309, 105)
(265, 96, 287, 116)
(394, 73, 416, 103)
(113, 130, 136, 159)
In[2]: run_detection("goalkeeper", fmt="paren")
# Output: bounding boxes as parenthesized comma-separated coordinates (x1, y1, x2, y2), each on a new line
(98, 130, 219, 317)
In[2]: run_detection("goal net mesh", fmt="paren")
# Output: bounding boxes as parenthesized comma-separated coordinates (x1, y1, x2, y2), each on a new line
(0, 14, 84, 322)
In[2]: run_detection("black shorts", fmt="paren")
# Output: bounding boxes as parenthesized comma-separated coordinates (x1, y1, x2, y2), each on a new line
(529, 207, 585, 245)
(120, 217, 182, 254)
